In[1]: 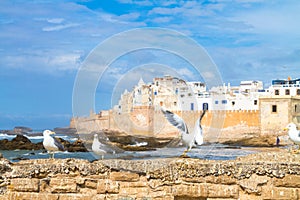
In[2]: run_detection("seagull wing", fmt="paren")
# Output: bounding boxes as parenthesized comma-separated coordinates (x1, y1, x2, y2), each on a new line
(161, 109, 188, 134)
(53, 137, 65, 151)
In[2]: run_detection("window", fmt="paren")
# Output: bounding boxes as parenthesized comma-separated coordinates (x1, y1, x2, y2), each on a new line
(222, 100, 227, 104)
(232, 101, 235, 106)
(174, 102, 177, 106)
(272, 105, 277, 113)
(203, 103, 208, 111)
(285, 89, 290, 95)
(191, 103, 194, 111)
(275, 90, 279, 95)
(254, 100, 258, 105)
(215, 100, 218, 104)
(160, 101, 163, 106)
(297, 89, 300, 95)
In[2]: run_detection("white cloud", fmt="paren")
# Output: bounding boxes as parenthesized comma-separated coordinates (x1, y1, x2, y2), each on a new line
(42, 23, 80, 31)
(47, 18, 65, 24)
(151, 16, 172, 23)
(118, 0, 153, 6)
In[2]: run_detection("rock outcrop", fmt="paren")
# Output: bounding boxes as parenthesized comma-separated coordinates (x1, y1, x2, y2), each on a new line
(0, 150, 300, 199)
(0, 135, 43, 150)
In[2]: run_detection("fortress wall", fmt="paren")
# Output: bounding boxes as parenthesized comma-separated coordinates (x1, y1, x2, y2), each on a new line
(71, 109, 261, 142)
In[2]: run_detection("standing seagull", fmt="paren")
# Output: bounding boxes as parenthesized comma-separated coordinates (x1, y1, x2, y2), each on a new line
(42, 130, 65, 158)
(162, 108, 207, 156)
(92, 134, 116, 159)
(284, 123, 300, 153)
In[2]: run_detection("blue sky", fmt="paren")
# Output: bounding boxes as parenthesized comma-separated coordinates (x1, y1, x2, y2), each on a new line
(1, 0, 300, 129)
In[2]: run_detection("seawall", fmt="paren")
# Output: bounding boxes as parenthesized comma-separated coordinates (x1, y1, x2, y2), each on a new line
(1, 151, 300, 199)
(71, 108, 265, 144)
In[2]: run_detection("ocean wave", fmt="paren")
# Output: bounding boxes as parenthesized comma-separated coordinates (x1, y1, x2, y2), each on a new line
(24, 135, 44, 140)
(0, 133, 16, 139)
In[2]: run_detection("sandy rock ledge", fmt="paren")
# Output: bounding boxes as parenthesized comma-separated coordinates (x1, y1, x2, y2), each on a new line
(0, 150, 300, 199)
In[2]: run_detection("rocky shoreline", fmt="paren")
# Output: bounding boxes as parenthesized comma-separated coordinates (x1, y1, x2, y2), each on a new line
(1, 126, 287, 154)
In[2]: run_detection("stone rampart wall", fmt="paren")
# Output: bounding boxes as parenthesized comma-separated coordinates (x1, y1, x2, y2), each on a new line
(71, 108, 261, 143)
(1, 151, 300, 200)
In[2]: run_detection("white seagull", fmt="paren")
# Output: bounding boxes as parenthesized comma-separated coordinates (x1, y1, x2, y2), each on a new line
(92, 134, 116, 159)
(284, 123, 300, 153)
(42, 130, 65, 158)
(161, 108, 206, 156)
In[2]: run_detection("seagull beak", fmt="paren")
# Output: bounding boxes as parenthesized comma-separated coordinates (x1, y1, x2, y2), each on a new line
(283, 128, 288, 131)
(51, 131, 56, 135)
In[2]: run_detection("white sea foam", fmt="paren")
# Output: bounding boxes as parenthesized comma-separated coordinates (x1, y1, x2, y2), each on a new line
(0, 133, 16, 140)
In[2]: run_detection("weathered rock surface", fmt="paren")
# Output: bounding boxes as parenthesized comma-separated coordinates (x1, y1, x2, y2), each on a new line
(0, 135, 43, 150)
(0, 135, 88, 152)
(0, 150, 300, 199)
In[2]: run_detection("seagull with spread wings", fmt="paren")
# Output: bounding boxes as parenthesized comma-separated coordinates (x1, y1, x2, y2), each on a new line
(162, 107, 207, 156)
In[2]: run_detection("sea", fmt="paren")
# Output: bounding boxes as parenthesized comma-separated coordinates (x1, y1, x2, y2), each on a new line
(0, 132, 261, 162)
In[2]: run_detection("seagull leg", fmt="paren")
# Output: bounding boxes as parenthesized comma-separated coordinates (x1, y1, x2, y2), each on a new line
(291, 145, 300, 154)
(180, 149, 190, 158)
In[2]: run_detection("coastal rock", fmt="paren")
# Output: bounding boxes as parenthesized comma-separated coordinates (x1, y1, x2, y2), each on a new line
(13, 126, 32, 135)
(54, 138, 87, 152)
(0, 135, 43, 150)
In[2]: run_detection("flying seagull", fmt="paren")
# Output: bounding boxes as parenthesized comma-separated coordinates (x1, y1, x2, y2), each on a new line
(42, 130, 65, 158)
(284, 123, 300, 153)
(92, 134, 117, 159)
(161, 108, 207, 156)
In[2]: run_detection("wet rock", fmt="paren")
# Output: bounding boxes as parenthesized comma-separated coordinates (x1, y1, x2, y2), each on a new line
(223, 136, 276, 147)
(53, 127, 77, 136)
(13, 126, 32, 135)
(0, 135, 43, 150)
(54, 138, 88, 152)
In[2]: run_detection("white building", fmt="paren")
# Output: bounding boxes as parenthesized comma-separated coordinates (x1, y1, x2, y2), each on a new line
(267, 78, 300, 96)
(115, 75, 300, 113)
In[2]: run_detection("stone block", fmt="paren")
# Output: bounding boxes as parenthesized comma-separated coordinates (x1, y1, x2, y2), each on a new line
(6, 192, 59, 200)
(90, 194, 107, 200)
(120, 180, 148, 188)
(273, 175, 300, 188)
(110, 171, 140, 182)
(262, 187, 298, 200)
(85, 179, 98, 189)
(172, 183, 208, 197)
(238, 191, 263, 200)
(58, 193, 94, 200)
(50, 178, 77, 193)
(238, 174, 269, 194)
(205, 175, 237, 185)
(10, 178, 39, 192)
(119, 186, 150, 197)
(207, 184, 239, 198)
(97, 179, 119, 194)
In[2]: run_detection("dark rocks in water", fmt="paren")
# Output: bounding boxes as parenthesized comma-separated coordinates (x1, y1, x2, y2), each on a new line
(54, 127, 77, 136)
(98, 130, 173, 151)
(13, 126, 32, 134)
(0, 135, 43, 150)
(54, 137, 88, 152)
(11, 156, 30, 161)
(223, 136, 276, 147)
(0, 126, 33, 136)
